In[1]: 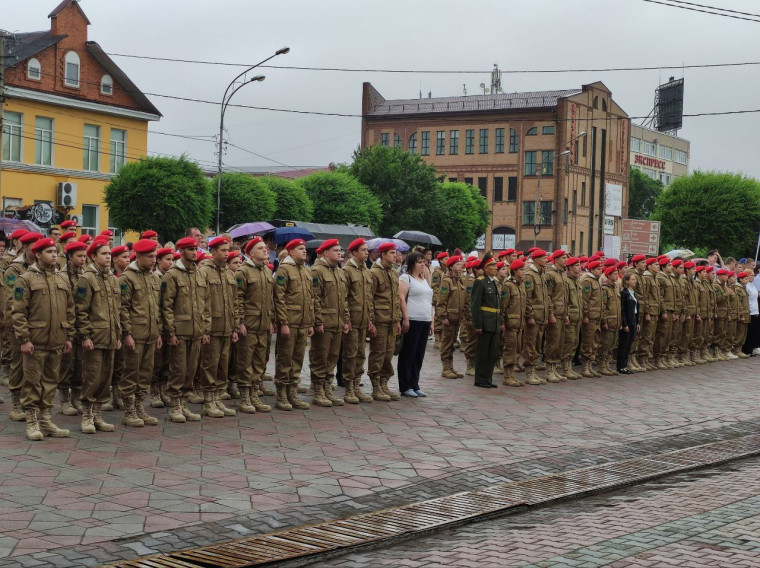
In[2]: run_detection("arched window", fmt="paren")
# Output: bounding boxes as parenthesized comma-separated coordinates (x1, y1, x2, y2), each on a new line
(101, 75, 113, 95)
(602, 98, 607, 111)
(64, 51, 80, 87)
(593, 96, 599, 109)
(408, 133, 417, 154)
(526, 127, 537, 136)
(491, 226, 516, 250)
(27, 58, 41, 80)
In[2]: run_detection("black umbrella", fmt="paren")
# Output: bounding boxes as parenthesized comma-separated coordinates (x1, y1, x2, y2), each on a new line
(393, 230, 442, 246)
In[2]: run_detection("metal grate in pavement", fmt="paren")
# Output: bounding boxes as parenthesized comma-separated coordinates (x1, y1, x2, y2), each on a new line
(105, 433, 760, 568)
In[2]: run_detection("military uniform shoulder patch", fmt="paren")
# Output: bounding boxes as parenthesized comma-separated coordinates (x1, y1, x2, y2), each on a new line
(276, 274, 286, 286)
(313, 276, 320, 288)
(161, 281, 167, 291)
(440, 285, 448, 295)
(14, 286, 23, 300)
(582, 283, 592, 293)
(546, 277, 554, 288)
(75, 286, 88, 300)
(5, 273, 16, 287)
(120, 282, 129, 295)
(236, 277, 244, 289)
(432, 274, 440, 283)
(501, 289, 508, 299)
(524, 279, 533, 289)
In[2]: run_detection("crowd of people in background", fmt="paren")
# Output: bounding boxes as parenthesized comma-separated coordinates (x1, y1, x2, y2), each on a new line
(0, 219, 756, 441)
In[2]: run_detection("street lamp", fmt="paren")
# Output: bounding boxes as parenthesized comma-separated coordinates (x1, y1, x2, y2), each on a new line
(533, 131, 586, 247)
(215, 47, 290, 234)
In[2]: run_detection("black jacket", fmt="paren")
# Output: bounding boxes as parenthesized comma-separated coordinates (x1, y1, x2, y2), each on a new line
(620, 288, 638, 329)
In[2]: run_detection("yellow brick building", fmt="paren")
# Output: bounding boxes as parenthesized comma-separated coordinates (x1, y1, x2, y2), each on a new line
(0, 0, 161, 241)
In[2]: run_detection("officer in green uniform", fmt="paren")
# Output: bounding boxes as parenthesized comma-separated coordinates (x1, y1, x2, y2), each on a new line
(471, 253, 500, 389)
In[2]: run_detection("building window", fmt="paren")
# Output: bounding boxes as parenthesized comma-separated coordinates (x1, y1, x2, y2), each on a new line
(509, 128, 518, 153)
(507, 176, 517, 201)
(436, 131, 445, 155)
(572, 189, 577, 212)
(110, 129, 127, 173)
(408, 133, 417, 154)
(495, 128, 505, 153)
(574, 139, 579, 165)
(563, 198, 568, 224)
(571, 240, 576, 255)
(659, 172, 672, 186)
(35, 117, 53, 166)
(81, 204, 99, 236)
(448, 177, 457, 183)
(477, 177, 487, 198)
(493, 177, 503, 201)
(643, 168, 658, 180)
(380, 133, 389, 146)
(464, 177, 473, 186)
(642, 141, 657, 156)
(83, 125, 100, 171)
(491, 226, 516, 250)
(602, 99, 607, 111)
(579, 231, 584, 255)
(421, 131, 430, 155)
(2, 111, 22, 162)
(101, 75, 114, 95)
(465, 129, 475, 154)
(479, 129, 489, 154)
(394, 133, 401, 148)
(27, 58, 41, 80)
(449, 130, 459, 155)
(64, 51, 80, 88)
(523, 202, 551, 225)
(526, 127, 538, 136)
(582, 134, 587, 157)
(673, 149, 688, 164)
(659, 145, 672, 160)
(593, 96, 599, 109)
(540, 150, 554, 175)
(581, 182, 586, 206)
(542, 125, 555, 135)
(525, 151, 537, 175)
(630, 137, 641, 153)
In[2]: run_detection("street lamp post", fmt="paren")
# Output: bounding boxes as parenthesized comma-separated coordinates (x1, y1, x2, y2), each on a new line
(215, 47, 290, 235)
(533, 131, 586, 247)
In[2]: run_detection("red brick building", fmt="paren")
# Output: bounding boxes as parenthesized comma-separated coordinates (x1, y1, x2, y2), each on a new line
(361, 81, 630, 256)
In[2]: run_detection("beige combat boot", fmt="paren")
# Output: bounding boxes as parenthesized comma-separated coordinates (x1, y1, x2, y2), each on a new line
(524, 366, 541, 385)
(287, 385, 310, 410)
(25, 409, 44, 441)
(501, 365, 522, 387)
(692, 350, 706, 364)
(654, 356, 667, 370)
(168, 397, 186, 423)
(38, 408, 70, 437)
(135, 392, 159, 425)
(149, 383, 164, 408)
(180, 398, 201, 421)
(324, 381, 344, 406)
(112, 388, 125, 410)
(735, 348, 749, 359)
(59, 388, 78, 416)
(441, 368, 459, 379)
(237, 387, 257, 414)
(227, 381, 241, 399)
(311, 380, 333, 408)
(554, 362, 568, 381)
(122, 395, 145, 427)
(381, 379, 400, 400)
(275, 384, 292, 411)
(599, 357, 616, 376)
(354, 378, 373, 403)
(343, 377, 359, 404)
(70, 388, 84, 414)
(81, 403, 97, 433)
(563, 359, 581, 380)
(187, 386, 204, 404)
(465, 363, 475, 376)
(581, 360, 595, 378)
(370, 378, 391, 401)
(159, 381, 171, 406)
(93, 403, 115, 431)
(10, 391, 25, 421)
(545, 363, 561, 383)
(248, 386, 271, 413)
(202, 391, 223, 418)
(215, 391, 236, 416)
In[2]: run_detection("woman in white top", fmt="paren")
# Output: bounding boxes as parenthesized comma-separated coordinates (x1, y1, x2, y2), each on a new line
(397, 252, 434, 397)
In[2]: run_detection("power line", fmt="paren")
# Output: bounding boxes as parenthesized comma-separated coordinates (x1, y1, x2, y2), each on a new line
(225, 142, 292, 168)
(638, 0, 760, 22)
(658, 0, 760, 18)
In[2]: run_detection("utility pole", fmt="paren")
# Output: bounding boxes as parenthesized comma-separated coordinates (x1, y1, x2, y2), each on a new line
(0, 32, 7, 210)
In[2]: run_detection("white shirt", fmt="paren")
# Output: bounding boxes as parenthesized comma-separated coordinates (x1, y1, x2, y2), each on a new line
(399, 273, 433, 321)
(746, 282, 759, 316)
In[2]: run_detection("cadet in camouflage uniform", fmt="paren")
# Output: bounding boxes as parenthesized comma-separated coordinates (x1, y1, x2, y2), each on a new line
(654, 257, 676, 369)
(57, 241, 87, 416)
(562, 257, 584, 379)
(626, 255, 648, 372)
(431, 252, 448, 349)
(692, 265, 710, 363)
(640, 258, 661, 370)
(668, 259, 685, 367)
(598, 266, 621, 376)
(678, 261, 698, 366)
(0, 229, 28, 386)
(499, 258, 526, 387)
(724, 272, 739, 358)
(580, 260, 604, 378)
(735, 271, 752, 358)
(462, 258, 479, 376)
(437, 255, 466, 379)
(712, 269, 730, 360)
(544, 250, 569, 381)
(150, 247, 175, 408)
(368, 242, 401, 401)
(522, 249, 551, 385)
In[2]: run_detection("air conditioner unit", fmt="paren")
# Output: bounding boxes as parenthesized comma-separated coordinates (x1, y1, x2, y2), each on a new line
(56, 182, 77, 208)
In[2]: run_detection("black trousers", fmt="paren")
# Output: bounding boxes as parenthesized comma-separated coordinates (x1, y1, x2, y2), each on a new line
(617, 328, 637, 370)
(743, 314, 760, 354)
(475, 330, 499, 386)
(397, 320, 431, 392)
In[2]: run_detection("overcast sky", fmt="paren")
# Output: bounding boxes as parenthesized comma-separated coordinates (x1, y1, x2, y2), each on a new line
(6, 0, 760, 176)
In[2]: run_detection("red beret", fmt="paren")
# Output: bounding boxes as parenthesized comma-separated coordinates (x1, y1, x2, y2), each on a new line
(695, 266, 706, 273)
(156, 247, 173, 258)
(658, 257, 670, 266)
(208, 236, 230, 249)
(671, 259, 683, 267)
(527, 247, 538, 254)
(728, 271, 735, 277)
(377, 242, 396, 253)
(497, 250, 510, 259)
(286, 239, 306, 252)
(579, 255, 588, 262)
(245, 237, 263, 254)
(227, 251, 241, 262)
(19, 232, 43, 245)
(64, 242, 87, 254)
(140, 230, 158, 238)
(549, 250, 566, 261)
(604, 266, 618, 277)
(31, 238, 56, 254)
(78, 234, 92, 244)
(737, 271, 748, 278)
(446, 254, 463, 267)
(173, 252, 181, 260)
(175, 237, 197, 250)
(603, 258, 617, 267)
(467, 255, 479, 262)
(464, 259, 477, 269)
(495, 261, 505, 269)
(317, 238, 340, 253)
(657, 254, 668, 260)
(99, 230, 113, 237)
(504, 248, 516, 256)
(436, 252, 449, 261)
(111, 245, 129, 257)
(566, 257, 580, 267)
(531, 248, 547, 259)
(196, 252, 208, 261)
(645, 257, 658, 266)
(59, 232, 77, 243)
(617, 261, 626, 269)
(510, 259, 525, 271)
(716, 269, 728, 275)
(133, 239, 158, 254)
(705, 266, 714, 273)
(10, 229, 28, 240)
(348, 238, 366, 252)
(515, 250, 524, 257)
(87, 240, 107, 257)
(594, 251, 605, 257)
(267, 263, 274, 270)
(60, 220, 77, 229)
(683, 261, 696, 269)
(631, 255, 646, 264)
(587, 260, 601, 270)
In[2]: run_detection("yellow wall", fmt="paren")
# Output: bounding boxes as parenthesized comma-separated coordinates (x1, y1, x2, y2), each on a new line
(1, 97, 149, 242)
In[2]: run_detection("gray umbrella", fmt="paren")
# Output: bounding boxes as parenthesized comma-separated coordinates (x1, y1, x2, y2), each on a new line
(393, 230, 442, 246)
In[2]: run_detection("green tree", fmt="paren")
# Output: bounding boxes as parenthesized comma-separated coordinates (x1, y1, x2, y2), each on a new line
(213, 173, 277, 231)
(344, 145, 441, 236)
(258, 176, 314, 221)
(628, 168, 663, 220)
(652, 171, 760, 258)
(428, 182, 491, 251)
(104, 155, 212, 241)
(297, 171, 382, 230)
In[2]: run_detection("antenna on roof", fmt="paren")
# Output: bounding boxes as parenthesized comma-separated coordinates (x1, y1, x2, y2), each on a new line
(462, 84, 467, 96)
(491, 63, 503, 94)
(419, 81, 422, 100)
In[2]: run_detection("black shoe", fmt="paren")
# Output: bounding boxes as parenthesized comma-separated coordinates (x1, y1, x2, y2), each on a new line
(474, 383, 491, 389)
(490, 384, 498, 388)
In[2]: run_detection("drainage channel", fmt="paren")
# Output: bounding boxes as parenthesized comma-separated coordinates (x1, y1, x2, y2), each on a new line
(105, 433, 760, 568)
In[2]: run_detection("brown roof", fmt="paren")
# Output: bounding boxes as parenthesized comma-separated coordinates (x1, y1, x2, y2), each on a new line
(365, 88, 582, 118)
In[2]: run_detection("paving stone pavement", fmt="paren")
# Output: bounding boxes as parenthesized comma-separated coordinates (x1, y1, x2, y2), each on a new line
(0, 344, 758, 567)
(319, 456, 760, 568)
